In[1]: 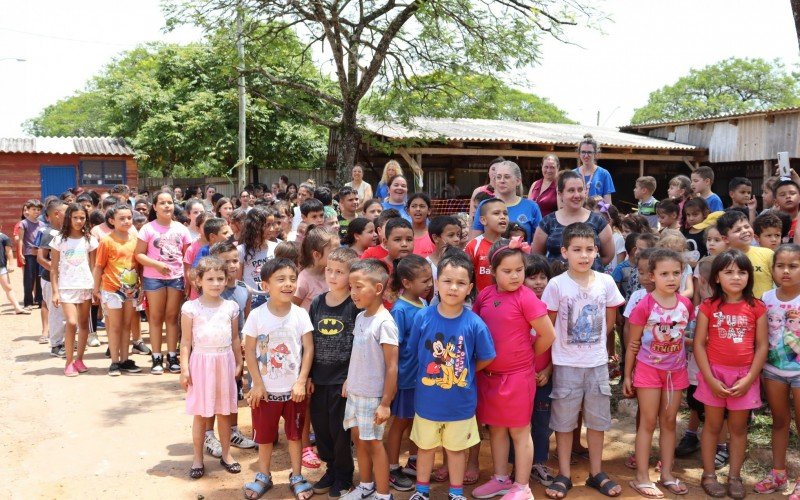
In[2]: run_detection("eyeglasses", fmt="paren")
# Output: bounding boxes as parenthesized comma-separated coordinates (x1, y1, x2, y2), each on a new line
(579, 151, 594, 156)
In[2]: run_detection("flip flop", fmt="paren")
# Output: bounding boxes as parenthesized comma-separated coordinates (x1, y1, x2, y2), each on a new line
(432, 465, 449, 482)
(629, 481, 663, 499)
(464, 468, 479, 485)
(658, 478, 688, 495)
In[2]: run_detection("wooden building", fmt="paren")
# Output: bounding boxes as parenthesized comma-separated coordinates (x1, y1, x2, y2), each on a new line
(0, 137, 137, 232)
(328, 117, 706, 211)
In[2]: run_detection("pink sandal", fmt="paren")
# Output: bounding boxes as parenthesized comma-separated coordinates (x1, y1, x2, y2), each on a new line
(432, 465, 449, 482)
(464, 468, 480, 485)
(301, 447, 321, 469)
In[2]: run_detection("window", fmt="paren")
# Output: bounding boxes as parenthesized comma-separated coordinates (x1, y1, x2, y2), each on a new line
(80, 160, 126, 185)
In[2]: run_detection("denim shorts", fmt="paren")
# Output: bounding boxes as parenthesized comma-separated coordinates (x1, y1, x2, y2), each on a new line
(763, 369, 800, 389)
(142, 276, 185, 292)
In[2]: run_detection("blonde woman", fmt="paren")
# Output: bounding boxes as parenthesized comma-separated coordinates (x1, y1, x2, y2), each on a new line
(375, 160, 403, 200)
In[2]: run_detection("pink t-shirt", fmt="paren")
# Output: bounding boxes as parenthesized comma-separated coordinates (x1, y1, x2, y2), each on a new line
(138, 220, 191, 280)
(413, 233, 435, 258)
(473, 285, 547, 374)
(295, 268, 329, 311)
(629, 293, 694, 371)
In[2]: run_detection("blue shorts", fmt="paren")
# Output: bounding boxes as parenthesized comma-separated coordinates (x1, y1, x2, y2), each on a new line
(763, 369, 800, 389)
(142, 277, 185, 292)
(390, 388, 415, 419)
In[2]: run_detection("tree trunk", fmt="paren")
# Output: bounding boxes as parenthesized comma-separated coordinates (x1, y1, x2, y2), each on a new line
(793, 0, 800, 53)
(335, 121, 360, 188)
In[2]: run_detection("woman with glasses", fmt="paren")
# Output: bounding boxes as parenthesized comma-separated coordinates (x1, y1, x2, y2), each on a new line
(574, 133, 615, 205)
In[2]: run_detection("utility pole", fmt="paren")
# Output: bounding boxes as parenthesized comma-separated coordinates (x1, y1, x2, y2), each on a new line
(237, 6, 247, 193)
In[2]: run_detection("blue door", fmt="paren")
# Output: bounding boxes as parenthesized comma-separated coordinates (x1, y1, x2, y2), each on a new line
(40, 166, 77, 199)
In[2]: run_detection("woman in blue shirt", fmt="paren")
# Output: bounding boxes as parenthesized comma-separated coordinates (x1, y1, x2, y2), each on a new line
(381, 175, 412, 221)
(375, 160, 403, 201)
(573, 133, 615, 204)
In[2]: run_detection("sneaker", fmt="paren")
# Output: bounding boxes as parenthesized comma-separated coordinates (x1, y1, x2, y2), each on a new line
(96, 319, 106, 330)
(409, 493, 429, 500)
(167, 354, 181, 373)
(151, 355, 164, 375)
(675, 432, 701, 457)
(203, 433, 222, 458)
(230, 428, 256, 449)
(328, 481, 353, 499)
(108, 362, 121, 377)
(88, 332, 101, 347)
(448, 494, 467, 500)
(714, 444, 730, 469)
(500, 483, 533, 500)
(119, 359, 142, 374)
(472, 476, 512, 499)
(105, 348, 110, 358)
(50, 344, 66, 358)
(530, 463, 555, 486)
(754, 469, 788, 494)
(132, 340, 151, 355)
(389, 467, 414, 491)
(73, 359, 88, 373)
(64, 363, 79, 377)
(402, 457, 418, 477)
(340, 484, 375, 500)
(312, 469, 336, 494)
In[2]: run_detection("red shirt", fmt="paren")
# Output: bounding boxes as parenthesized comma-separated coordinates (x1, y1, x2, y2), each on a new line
(465, 236, 494, 292)
(529, 179, 557, 218)
(361, 244, 389, 261)
(699, 298, 766, 367)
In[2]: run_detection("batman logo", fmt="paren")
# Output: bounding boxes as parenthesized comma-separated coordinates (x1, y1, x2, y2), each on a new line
(318, 318, 345, 336)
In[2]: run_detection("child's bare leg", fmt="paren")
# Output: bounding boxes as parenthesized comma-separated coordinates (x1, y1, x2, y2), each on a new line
(572, 412, 587, 453)
(105, 307, 123, 363)
(302, 398, 313, 448)
(118, 302, 133, 362)
(367, 439, 390, 495)
(288, 438, 303, 476)
(75, 301, 90, 360)
(353, 428, 373, 485)
(687, 409, 700, 432)
(588, 428, 620, 494)
(445, 448, 466, 489)
(205, 416, 216, 433)
(145, 289, 166, 354)
(387, 417, 412, 466)
(191, 415, 205, 468)
(40, 299, 48, 337)
(256, 442, 273, 474)
(509, 426, 533, 485)
(766, 380, 793, 469)
(0, 275, 25, 313)
(488, 426, 510, 477)
(658, 389, 683, 483)
(217, 414, 234, 464)
(634, 389, 660, 486)
(466, 442, 479, 473)
(726, 410, 750, 478)
(130, 310, 141, 342)
(700, 406, 725, 474)
(164, 288, 182, 353)
(416, 448, 435, 484)
(62, 303, 77, 365)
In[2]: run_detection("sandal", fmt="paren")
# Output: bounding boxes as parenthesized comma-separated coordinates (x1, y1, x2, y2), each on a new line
(220, 458, 241, 474)
(432, 464, 449, 482)
(628, 481, 663, 499)
(789, 480, 800, 500)
(701, 473, 726, 498)
(464, 468, 479, 485)
(624, 454, 636, 470)
(586, 472, 621, 497)
(545, 474, 573, 499)
(301, 446, 321, 469)
(244, 472, 273, 499)
(658, 478, 688, 495)
(728, 476, 746, 499)
(189, 465, 205, 479)
(289, 474, 313, 500)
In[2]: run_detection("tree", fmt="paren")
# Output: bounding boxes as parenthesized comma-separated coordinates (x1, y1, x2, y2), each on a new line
(361, 69, 574, 123)
(165, 0, 600, 185)
(25, 26, 330, 178)
(631, 57, 800, 124)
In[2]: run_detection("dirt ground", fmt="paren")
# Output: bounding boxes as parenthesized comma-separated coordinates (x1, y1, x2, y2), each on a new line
(0, 269, 789, 499)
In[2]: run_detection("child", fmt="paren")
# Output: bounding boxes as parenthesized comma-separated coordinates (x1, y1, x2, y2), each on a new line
(408, 193, 435, 258)
(612, 233, 640, 302)
(680, 197, 710, 264)
(774, 179, 800, 239)
(756, 244, 800, 498)
(184, 199, 205, 242)
(92, 204, 142, 376)
(728, 177, 757, 223)
(0, 224, 28, 314)
(337, 186, 360, 241)
(237, 207, 278, 309)
(623, 249, 694, 497)
(628, 232, 658, 297)
(425, 215, 462, 292)
(386, 255, 433, 491)
(308, 247, 361, 498)
(634, 176, 659, 230)
(20, 199, 43, 309)
(472, 237, 556, 500)
(541, 222, 625, 499)
(36, 199, 67, 353)
(621, 248, 657, 384)
(50, 203, 99, 377)
(407, 251, 496, 500)
(180, 257, 243, 480)
(691, 166, 724, 212)
(503, 222, 527, 241)
(465, 199, 508, 293)
(693, 249, 768, 499)
(301, 198, 326, 227)
(753, 211, 783, 251)
(597, 204, 626, 272)
(344, 217, 376, 257)
(243, 258, 315, 500)
(655, 230, 694, 300)
(185, 217, 233, 298)
(715, 210, 773, 299)
(362, 209, 401, 261)
(655, 199, 680, 232)
(135, 190, 192, 374)
(294, 225, 337, 311)
(363, 199, 384, 221)
(761, 176, 780, 213)
(274, 240, 300, 267)
(667, 175, 692, 224)
(342, 259, 399, 500)
(382, 218, 414, 272)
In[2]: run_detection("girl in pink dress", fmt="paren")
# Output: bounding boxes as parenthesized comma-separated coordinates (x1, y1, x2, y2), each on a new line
(180, 257, 243, 479)
(472, 237, 556, 500)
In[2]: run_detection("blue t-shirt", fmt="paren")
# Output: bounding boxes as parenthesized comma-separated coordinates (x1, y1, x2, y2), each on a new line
(221, 282, 249, 337)
(704, 193, 724, 212)
(391, 296, 426, 390)
(382, 201, 411, 222)
(408, 306, 496, 422)
(191, 244, 210, 268)
(376, 182, 389, 200)
(573, 166, 615, 198)
(471, 198, 542, 243)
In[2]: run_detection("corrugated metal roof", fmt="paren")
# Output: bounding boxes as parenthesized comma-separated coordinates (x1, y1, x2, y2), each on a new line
(0, 137, 135, 155)
(621, 105, 800, 130)
(361, 117, 698, 151)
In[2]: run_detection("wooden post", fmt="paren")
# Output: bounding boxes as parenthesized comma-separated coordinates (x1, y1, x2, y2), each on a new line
(763, 159, 772, 180)
(639, 159, 644, 177)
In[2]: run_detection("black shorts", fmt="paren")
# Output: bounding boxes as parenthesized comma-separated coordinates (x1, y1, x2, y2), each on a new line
(686, 384, 705, 421)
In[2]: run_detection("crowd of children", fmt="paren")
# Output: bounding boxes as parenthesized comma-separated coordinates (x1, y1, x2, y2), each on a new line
(3, 157, 800, 500)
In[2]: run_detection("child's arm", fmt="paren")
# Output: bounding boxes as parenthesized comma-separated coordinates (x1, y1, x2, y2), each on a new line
(622, 323, 644, 398)
(536, 362, 552, 387)
(231, 316, 242, 377)
(4, 246, 13, 270)
(37, 245, 51, 271)
(179, 313, 193, 391)
(244, 335, 267, 407)
(88, 248, 96, 303)
(693, 310, 731, 398)
(50, 249, 61, 308)
(729, 312, 768, 397)
(17, 226, 24, 260)
(375, 343, 399, 425)
(692, 276, 702, 306)
(476, 357, 495, 372)
(681, 272, 694, 300)
(292, 331, 314, 402)
(531, 315, 555, 356)
(92, 265, 104, 304)
(547, 311, 557, 326)
(605, 306, 618, 353)
(134, 239, 169, 275)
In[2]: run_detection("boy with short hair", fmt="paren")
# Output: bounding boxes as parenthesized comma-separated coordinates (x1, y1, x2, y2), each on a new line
(343, 259, 399, 500)
(541, 222, 625, 499)
(715, 210, 773, 299)
(361, 209, 402, 261)
(727, 177, 756, 222)
(627, 232, 658, 297)
(308, 247, 361, 497)
(465, 199, 508, 292)
(337, 186, 360, 241)
(690, 166, 724, 212)
(752, 211, 783, 251)
(36, 199, 67, 354)
(774, 179, 800, 239)
(184, 217, 233, 299)
(633, 176, 658, 229)
(301, 198, 325, 227)
(425, 215, 462, 292)
(19, 199, 43, 309)
(655, 199, 680, 232)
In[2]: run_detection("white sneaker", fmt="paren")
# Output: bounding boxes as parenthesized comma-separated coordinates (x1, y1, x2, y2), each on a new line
(230, 428, 257, 449)
(88, 333, 101, 347)
(204, 433, 222, 458)
(341, 484, 376, 500)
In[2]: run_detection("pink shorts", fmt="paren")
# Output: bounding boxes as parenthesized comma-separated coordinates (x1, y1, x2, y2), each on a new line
(476, 367, 535, 428)
(695, 364, 761, 411)
(633, 363, 689, 391)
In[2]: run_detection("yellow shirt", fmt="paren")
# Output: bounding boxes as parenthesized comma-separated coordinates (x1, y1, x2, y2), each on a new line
(746, 246, 774, 299)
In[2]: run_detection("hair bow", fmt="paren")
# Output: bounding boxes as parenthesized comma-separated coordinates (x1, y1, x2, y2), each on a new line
(507, 235, 531, 254)
(597, 200, 610, 213)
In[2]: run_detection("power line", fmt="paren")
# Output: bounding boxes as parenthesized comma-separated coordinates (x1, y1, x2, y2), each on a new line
(0, 26, 137, 48)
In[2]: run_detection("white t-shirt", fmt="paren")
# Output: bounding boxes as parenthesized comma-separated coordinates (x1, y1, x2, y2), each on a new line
(237, 241, 278, 293)
(291, 206, 302, 232)
(346, 309, 399, 398)
(49, 235, 99, 289)
(623, 288, 647, 318)
(607, 232, 626, 271)
(541, 271, 625, 368)
(242, 303, 314, 394)
(762, 289, 800, 378)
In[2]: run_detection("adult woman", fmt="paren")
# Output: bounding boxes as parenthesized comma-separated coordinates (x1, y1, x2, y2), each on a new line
(237, 190, 251, 211)
(528, 154, 560, 217)
(375, 160, 403, 200)
(173, 186, 184, 205)
(345, 164, 374, 211)
(469, 156, 505, 219)
(470, 161, 542, 243)
(532, 170, 614, 270)
(381, 175, 412, 221)
(214, 197, 234, 224)
(202, 185, 217, 211)
(291, 182, 315, 231)
(574, 133, 614, 204)
(286, 183, 298, 204)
